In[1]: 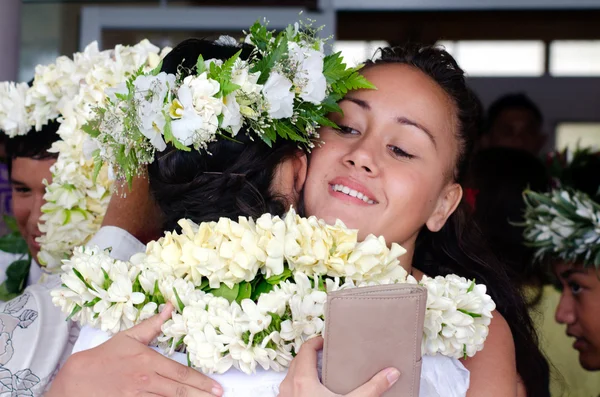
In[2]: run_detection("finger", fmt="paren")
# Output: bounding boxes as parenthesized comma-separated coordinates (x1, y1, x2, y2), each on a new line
(149, 374, 219, 397)
(155, 358, 223, 397)
(292, 336, 324, 378)
(346, 368, 400, 397)
(125, 302, 174, 344)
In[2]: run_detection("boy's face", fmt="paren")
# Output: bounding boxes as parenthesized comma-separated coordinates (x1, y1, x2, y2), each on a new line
(554, 262, 600, 370)
(10, 157, 55, 262)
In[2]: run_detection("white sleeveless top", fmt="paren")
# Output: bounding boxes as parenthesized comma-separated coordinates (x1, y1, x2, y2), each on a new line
(74, 325, 470, 397)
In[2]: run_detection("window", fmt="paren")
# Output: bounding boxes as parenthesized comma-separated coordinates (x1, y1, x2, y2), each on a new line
(555, 122, 600, 151)
(437, 40, 545, 77)
(549, 41, 600, 77)
(332, 40, 390, 68)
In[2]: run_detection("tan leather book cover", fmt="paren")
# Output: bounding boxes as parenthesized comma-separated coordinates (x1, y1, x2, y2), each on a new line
(322, 284, 427, 396)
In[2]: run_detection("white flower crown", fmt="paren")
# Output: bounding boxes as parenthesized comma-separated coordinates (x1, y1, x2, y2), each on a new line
(523, 148, 600, 268)
(52, 208, 495, 375)
(1, 40, 171, 269)
(83, 20, 375, 186)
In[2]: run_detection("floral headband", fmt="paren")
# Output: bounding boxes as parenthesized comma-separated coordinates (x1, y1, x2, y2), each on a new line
(83, 20, 375, 186)
(523, 147, 600, 268)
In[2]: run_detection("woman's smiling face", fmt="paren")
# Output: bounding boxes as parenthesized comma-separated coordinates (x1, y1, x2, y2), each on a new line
(303, 63, 463, 253)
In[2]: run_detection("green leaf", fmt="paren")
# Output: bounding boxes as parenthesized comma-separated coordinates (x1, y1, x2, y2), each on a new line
(0, 283, 18, 301)
(235, 282, 252, 303)
(467, 280, 476, 293)
(250, 278, 274, 300)
(91, 149, 103, 184)
(151, 60, 163, 76)
(248, 20, 272, 52)
(67, 304, 83, 321)
(152, 280, 166, 305)
(322, 52, 350, 84)
(82, 121, 100, 138)
(209, 283, 239, 303)
(173, 287, 185, 312)
(163, 114, 191, 152)
(457, 308, 482, 318)
(0, 232, 29, 254)
(84, 297, 101, 307)
(72, 268, 97, 293)
(220, 81, 241, 99)
(5, 259, 30, 293)
(251, 37, 289, 85)
(196, 54, 206, 75)
(265, 267, 292, 285)
(3, 216, 19, 233)
(197, 279, 210, 291)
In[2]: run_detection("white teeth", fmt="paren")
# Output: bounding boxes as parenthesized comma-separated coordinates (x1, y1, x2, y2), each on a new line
(332, 184, 375, 204)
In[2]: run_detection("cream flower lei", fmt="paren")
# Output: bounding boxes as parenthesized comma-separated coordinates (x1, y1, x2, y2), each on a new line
(0, 41, 172, 270)
(52, 208, 496, 375)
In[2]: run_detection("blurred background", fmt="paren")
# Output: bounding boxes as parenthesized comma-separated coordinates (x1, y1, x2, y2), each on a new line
(2, 0, 600, 154)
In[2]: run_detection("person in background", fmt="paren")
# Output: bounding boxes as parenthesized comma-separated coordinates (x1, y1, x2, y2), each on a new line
(0, 122, 60, 298)
(521, 148, 600, 396)
(479, 93, 545, 155)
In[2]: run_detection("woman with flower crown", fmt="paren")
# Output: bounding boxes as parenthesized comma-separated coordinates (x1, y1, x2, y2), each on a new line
(44, 22, 552, 396)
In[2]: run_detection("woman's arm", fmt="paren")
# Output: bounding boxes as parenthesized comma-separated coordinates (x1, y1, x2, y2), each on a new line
(462, 310, 519, 397)
(47, 303, 224, 397)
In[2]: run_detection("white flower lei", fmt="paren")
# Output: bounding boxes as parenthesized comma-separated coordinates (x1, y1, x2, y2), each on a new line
(52, 208, 496, 375)
(29, 41, 171, 269)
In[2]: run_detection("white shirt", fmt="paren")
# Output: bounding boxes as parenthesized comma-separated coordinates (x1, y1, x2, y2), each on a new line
(0, 226, 142, 396)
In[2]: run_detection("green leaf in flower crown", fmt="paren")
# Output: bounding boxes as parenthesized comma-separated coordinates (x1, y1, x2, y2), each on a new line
(0, 232, 29, 254)
(333, 71, 377, 96)
(323, 52, 350, 85)
(3, 216, 19, 233)
(217, 49, 242, 96)
(196, 54, 206, 75)
(163, 113, 191, 152)
(265, 267, 292, 285)
(235, 282, 252, 303)
(321, 94, 343, 115)
(210, 283, 239, 303)
(249, 20, 272, 52)
(82, 117, 101, 138)
(151, 60, 163, 76)
(251, 36, 289, 85)
(272, 120, 307, 143)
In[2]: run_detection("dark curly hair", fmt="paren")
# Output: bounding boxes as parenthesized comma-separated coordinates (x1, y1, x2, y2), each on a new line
(365, 45, 550, 397)
(147, 39, 302, 232)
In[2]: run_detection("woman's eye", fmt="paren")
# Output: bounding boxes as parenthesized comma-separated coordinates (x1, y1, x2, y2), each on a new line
(337, 125, 360, 135)
(568, 281, 582, 295)
(387, 145, 415, 159)
(13, 186, 31, 194)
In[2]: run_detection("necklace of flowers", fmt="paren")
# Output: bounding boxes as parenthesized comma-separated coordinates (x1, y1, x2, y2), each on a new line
(52, 208, 496, 375)
(0, 41, 171, 270)
(82, 20, 375, 187)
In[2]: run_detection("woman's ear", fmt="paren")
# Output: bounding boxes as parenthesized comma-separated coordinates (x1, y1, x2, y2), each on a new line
(426, 183, 463, 232)
(271, 151, 308, 208)
(293, 152, 308, 194)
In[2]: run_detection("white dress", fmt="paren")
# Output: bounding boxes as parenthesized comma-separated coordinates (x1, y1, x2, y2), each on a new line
(71, 228, 470, 397)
